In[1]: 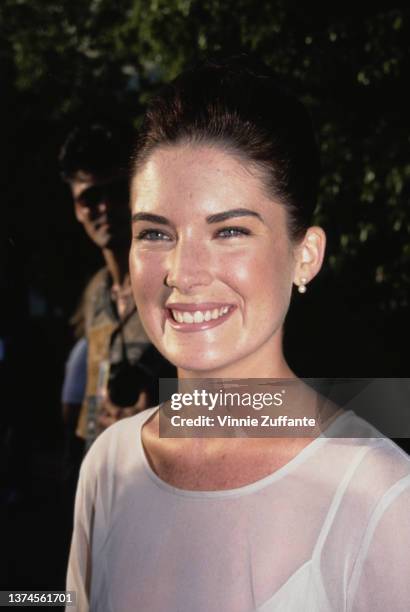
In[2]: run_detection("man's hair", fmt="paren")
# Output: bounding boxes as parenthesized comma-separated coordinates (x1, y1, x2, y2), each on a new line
(59, 123, 133, 182)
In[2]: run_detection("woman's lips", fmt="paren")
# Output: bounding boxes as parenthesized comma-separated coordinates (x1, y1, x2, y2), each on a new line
(165, 303, 236, 332)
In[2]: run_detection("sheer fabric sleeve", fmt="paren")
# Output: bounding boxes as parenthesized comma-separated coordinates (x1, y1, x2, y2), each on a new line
(61, 337, 88, 404)
(66, 460, 96, 612)
(347, 474, 410, 612)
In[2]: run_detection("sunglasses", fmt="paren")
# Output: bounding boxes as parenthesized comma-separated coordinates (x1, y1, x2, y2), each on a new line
(76, 178, 129, 210)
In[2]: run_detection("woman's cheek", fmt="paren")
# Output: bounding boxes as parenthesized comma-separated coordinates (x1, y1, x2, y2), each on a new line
(224, 248, 257, 277)
(228, 246, 293, 319)
(130, 249, 164, 308)
(225, 248, 273, 292)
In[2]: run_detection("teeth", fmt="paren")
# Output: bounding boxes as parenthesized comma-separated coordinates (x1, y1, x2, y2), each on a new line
(193, 311, 204, 323)
(171, 307, 230, 324)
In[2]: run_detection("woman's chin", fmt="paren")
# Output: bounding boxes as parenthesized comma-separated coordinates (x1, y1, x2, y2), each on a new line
(165, 351, 229, 377)
(174, 361, 222, 377)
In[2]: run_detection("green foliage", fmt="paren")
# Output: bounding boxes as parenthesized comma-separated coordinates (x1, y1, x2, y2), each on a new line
(3, 1, 409, 318)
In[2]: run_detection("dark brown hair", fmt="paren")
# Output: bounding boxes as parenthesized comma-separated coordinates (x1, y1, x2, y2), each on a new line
(132, 57, 320, 241)
(60, 123, 133, 182)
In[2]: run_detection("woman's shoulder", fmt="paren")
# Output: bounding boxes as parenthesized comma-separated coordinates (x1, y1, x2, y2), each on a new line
(354, 436, 410, 499)
(317, 416, 410, 610)
(340, 409, 408, 455)
(325, 411, 410, 506)
(80, 406, 158, 479)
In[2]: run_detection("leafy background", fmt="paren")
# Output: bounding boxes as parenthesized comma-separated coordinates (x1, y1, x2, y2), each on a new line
(1, 0, 409, 588)
(3, 1, 409, 378)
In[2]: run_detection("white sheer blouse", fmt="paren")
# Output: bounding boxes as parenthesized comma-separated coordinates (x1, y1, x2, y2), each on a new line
(67, 407, 410, 611)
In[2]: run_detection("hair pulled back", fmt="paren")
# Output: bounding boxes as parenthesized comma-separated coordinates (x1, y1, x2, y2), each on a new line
(132, 57, 320, 241)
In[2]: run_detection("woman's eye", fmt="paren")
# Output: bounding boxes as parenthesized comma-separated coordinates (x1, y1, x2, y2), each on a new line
(216, 227, 251, 238)
(135, 229, 171, 241)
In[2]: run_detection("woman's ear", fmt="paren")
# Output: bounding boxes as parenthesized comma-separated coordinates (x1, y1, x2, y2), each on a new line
(293, 227, 326, 293)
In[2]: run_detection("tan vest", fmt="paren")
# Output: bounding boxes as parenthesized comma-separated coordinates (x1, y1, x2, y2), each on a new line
(76, 269, 151, 441)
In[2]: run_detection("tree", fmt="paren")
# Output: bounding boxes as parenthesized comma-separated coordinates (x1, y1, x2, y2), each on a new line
(3, 0, 409, 372)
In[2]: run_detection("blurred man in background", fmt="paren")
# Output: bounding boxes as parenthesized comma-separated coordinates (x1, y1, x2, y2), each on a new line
(59, 124, 174, 465)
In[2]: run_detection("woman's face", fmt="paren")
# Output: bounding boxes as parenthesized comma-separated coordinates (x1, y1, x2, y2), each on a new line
(130, 144, 297, 377)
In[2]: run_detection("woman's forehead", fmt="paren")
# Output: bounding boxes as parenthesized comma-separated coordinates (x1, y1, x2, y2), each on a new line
(131, 144, 283, 220)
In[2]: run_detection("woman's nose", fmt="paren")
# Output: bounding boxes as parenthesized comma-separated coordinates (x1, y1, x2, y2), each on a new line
(164, 239, 213, 293)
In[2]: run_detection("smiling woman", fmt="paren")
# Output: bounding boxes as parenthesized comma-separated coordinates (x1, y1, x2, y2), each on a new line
(129, 144, 316, 376)
(66, 58, 410, 612)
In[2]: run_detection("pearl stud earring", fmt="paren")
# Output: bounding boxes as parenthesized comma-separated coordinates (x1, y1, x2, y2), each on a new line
(298, 278, 308, 294)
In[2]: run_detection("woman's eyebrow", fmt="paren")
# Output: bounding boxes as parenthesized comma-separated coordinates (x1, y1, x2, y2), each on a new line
(132, 212, 170, 225)
(206, 208, 264, 224)
(132, 208, 264, 226)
